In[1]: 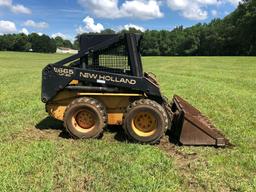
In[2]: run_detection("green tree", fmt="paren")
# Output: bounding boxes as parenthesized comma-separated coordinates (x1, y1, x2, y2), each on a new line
(101, 29, 116, 34)
(13, 34, 31, 52)
(120, 27, 143, 34)
(63, 40, 73, 48)
(0, 34, 16, 51)
(29, 33, 56, 53)
(54, 36, 73, 48)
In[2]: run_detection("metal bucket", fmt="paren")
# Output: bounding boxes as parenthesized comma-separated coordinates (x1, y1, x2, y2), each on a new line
(170, 95, 230, 147)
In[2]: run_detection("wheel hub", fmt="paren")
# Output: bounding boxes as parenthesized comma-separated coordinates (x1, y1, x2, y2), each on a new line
(75, 110, 95, 129)
(132, 112, 157, 136)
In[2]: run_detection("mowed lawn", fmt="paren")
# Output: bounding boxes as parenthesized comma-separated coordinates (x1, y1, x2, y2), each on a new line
(0, 51, 255, 192)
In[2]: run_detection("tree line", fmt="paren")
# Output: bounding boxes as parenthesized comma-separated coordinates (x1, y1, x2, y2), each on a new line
(142, 0, 255, 56)
(0, 0, 255, 55)
(76, 0, 255, 56)
(0, 33, 74, 53)
(139, 0, 255, 56)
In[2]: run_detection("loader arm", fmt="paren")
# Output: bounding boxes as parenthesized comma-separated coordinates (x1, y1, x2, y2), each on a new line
(42, 65, 162, 103)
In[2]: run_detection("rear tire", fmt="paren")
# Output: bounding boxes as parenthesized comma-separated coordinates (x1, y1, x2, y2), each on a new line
(64, 97, 107, 139)
(123, 99, 168, 144)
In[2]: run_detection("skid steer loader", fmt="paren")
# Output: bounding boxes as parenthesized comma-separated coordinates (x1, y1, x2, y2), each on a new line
(41, 33, 229, 146)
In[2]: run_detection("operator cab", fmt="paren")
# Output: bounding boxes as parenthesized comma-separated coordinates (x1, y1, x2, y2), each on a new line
(79, 34, 143, 77)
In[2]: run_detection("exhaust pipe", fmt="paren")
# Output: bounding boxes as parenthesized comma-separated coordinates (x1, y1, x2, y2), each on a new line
(170, 95, 230, 147)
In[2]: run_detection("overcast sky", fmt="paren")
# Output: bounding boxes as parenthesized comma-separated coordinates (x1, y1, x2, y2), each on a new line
(0, 0, 241, 41)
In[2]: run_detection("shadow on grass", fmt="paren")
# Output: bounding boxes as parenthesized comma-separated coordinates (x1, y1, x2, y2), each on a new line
(105, 125, 128, 142)
(35, 116, 128, 142)
(35, 116, 71, 139)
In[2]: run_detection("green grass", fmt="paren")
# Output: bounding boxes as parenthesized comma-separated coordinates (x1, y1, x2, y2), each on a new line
(0, 51, 255, 191)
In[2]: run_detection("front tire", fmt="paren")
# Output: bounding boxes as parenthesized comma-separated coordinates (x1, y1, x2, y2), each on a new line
(64, 97, 107, 139)
(123, 99, 168, 144)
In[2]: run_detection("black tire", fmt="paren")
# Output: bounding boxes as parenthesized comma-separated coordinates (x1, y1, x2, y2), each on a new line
(123, 99, 168, 144)
(64, 97, 107, 139)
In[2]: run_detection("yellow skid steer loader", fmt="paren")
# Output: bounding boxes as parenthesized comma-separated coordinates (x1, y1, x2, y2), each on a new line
(41, 33, 229, 146)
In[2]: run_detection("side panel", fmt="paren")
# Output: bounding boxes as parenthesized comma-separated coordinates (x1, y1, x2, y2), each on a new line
(41, 65, 75, 103)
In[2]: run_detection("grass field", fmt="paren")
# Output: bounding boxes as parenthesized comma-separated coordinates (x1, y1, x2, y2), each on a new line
(0, 51, 255, 192)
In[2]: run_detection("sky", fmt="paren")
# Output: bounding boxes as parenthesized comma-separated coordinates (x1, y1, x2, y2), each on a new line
(0, 0, 241, 41)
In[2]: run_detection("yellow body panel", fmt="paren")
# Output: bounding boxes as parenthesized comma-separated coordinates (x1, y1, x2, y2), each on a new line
(69, 80, 79, 85)
(108, 113, 123, 125)
(47, 104, 66, 121)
